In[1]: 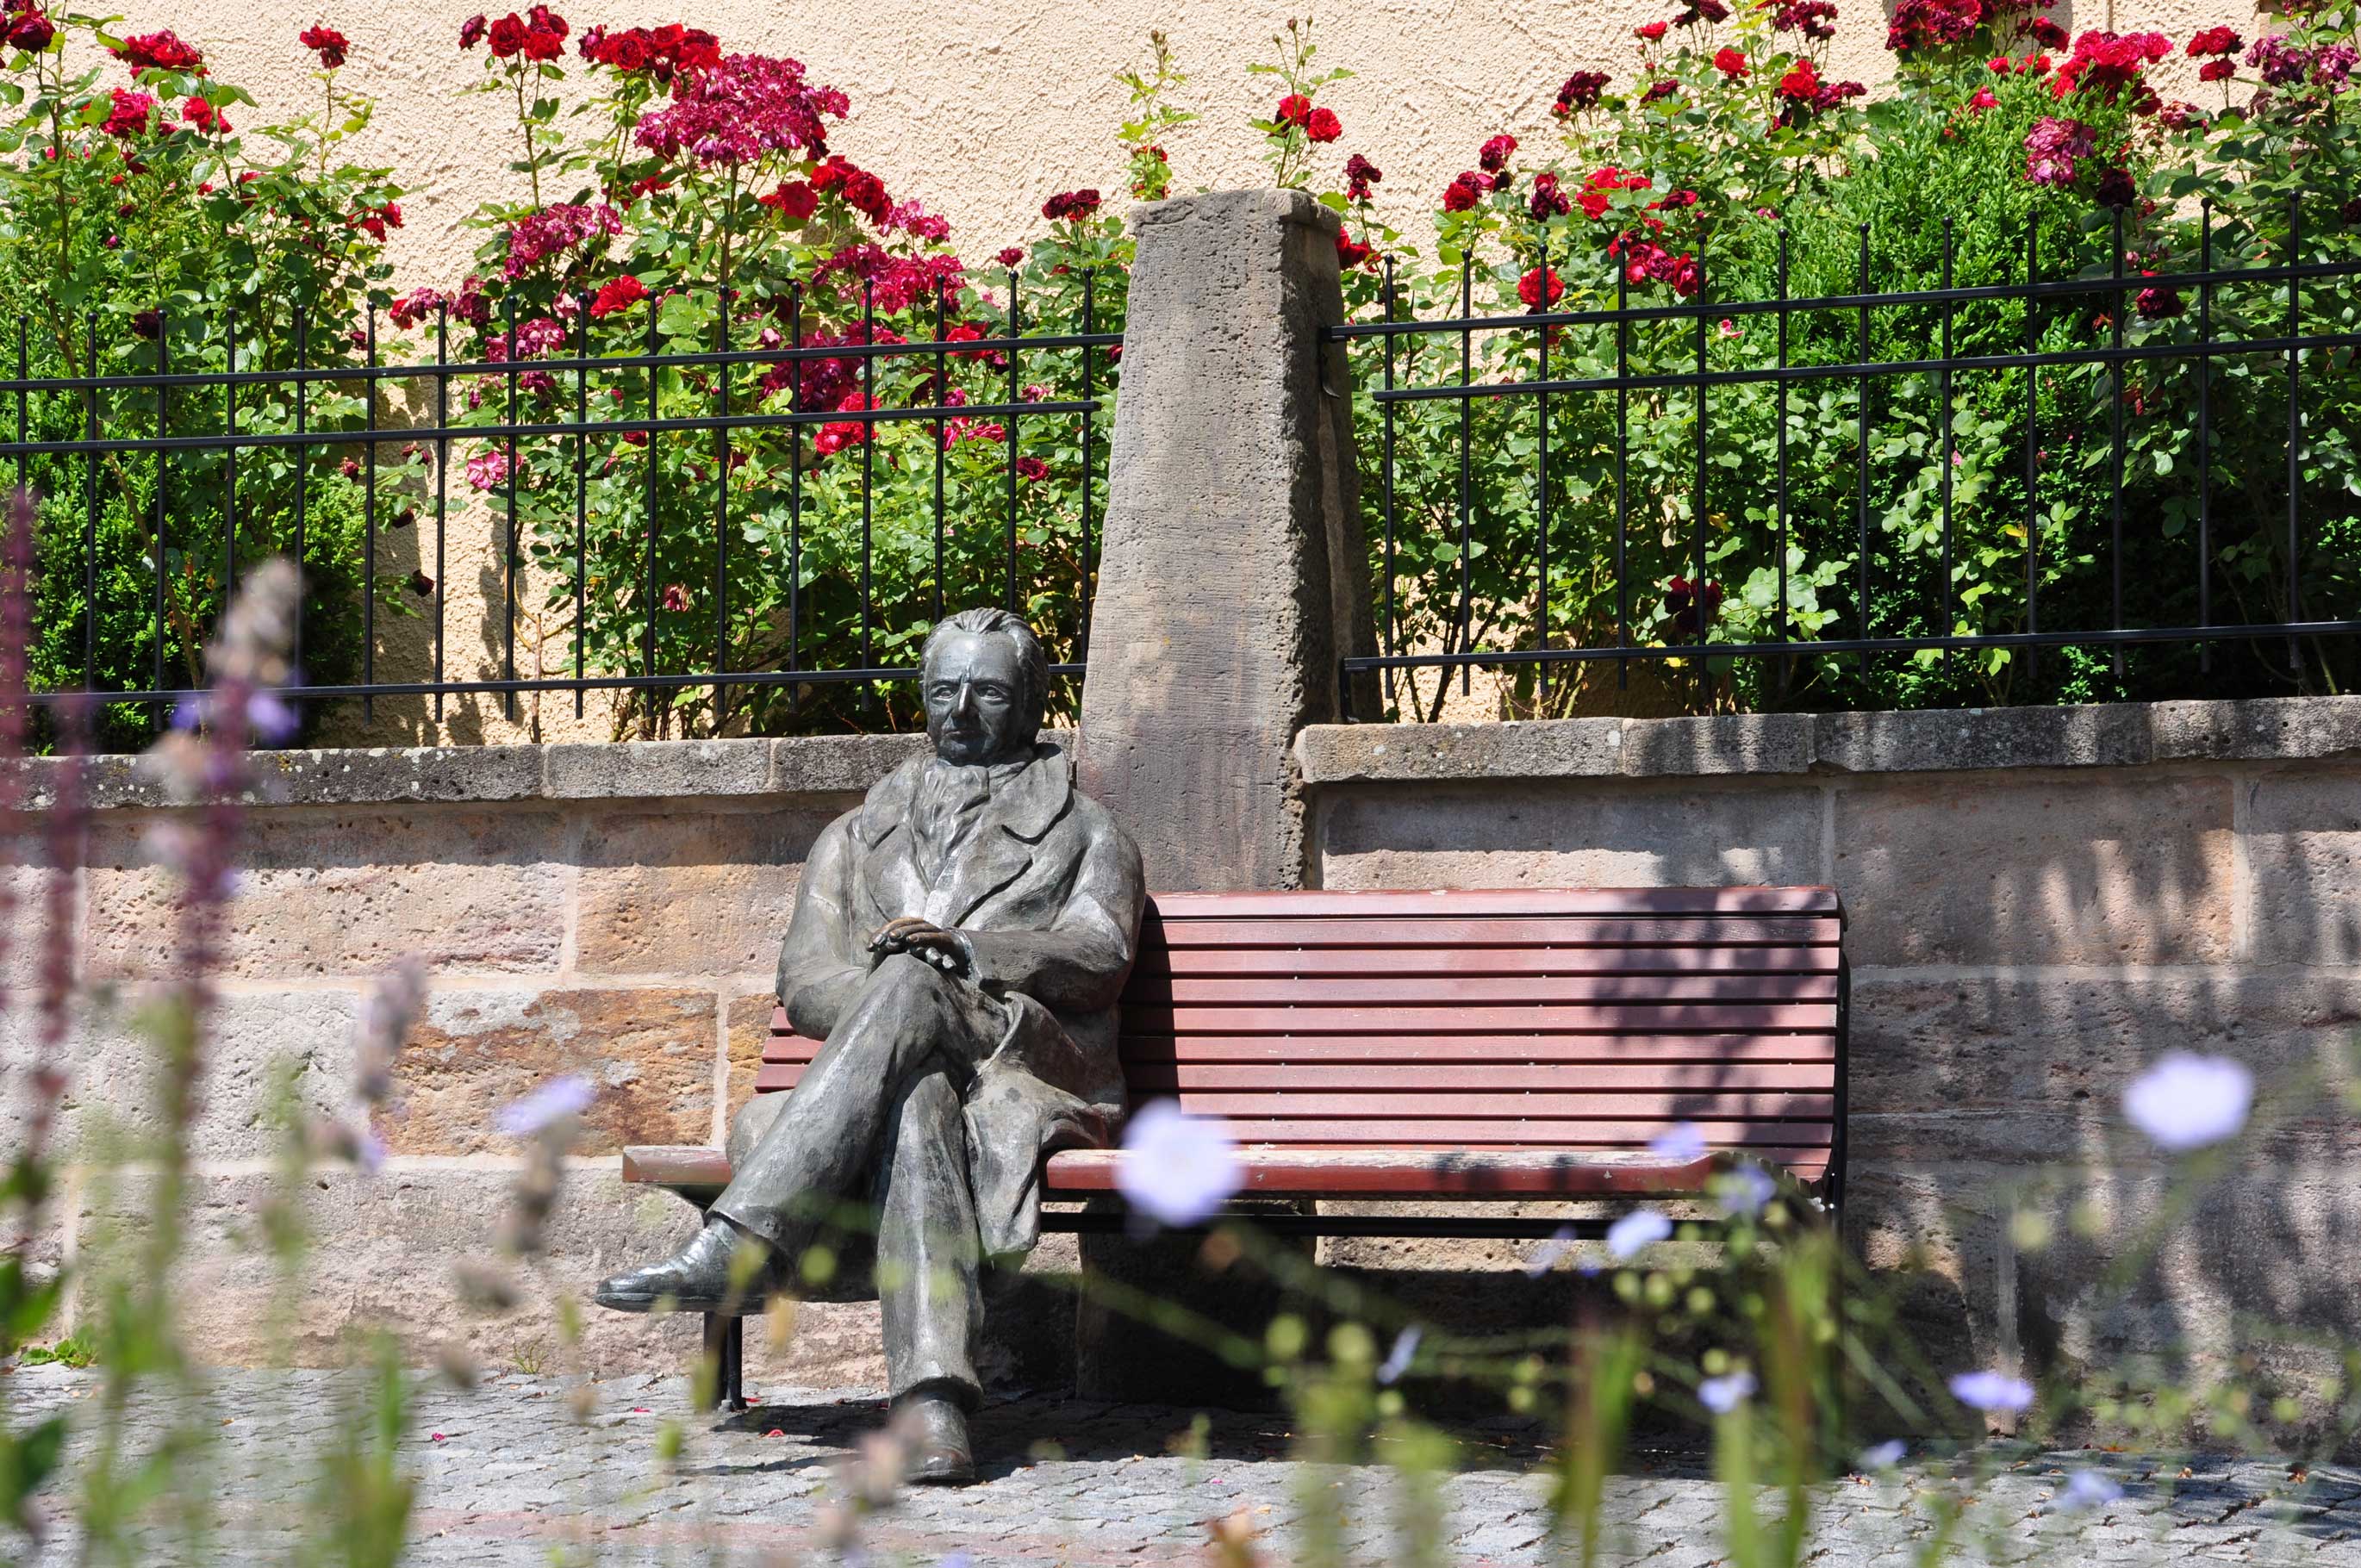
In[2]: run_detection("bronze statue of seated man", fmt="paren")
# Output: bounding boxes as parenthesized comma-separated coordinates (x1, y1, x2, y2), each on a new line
(595, 607, 1145, 1485)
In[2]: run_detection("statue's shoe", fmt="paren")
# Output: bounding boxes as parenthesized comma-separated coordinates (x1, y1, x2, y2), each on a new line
(893, 1390, 977, 1486)
(593, 1219, 763, 1313)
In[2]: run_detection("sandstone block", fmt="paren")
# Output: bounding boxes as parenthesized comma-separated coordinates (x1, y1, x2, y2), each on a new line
(1315, 779, 1824, 889)
(574, 807, 834, 975)
(394, 987, 717, 1156)
(2242, 767, 2361, 965)
(3, 986, 358, 1162)
(545, 738, 770, 800)
(1812, 703, 2158, 775)
(724, 991, 777, 1116)
(82, 809, 569, 980)
(1834, 773, 2233, 967)
(1845, 970, 2361, 1161)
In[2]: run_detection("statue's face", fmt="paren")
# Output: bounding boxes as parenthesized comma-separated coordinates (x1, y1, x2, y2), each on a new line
(923, 631, 1031, 766)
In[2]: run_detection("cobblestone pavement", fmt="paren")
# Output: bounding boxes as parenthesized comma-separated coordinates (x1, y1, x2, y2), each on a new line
(9, 1363, 2361, 1565)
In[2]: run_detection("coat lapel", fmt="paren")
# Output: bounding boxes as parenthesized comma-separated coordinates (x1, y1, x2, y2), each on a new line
(854, 756, 929, 923)
(936, 744, 1075, 928)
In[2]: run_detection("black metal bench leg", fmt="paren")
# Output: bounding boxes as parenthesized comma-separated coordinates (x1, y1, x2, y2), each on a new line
(726, 1314, 747, 1412)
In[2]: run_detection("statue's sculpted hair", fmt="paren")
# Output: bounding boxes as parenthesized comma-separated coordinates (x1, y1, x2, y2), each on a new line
(922, 607, 1050, 739)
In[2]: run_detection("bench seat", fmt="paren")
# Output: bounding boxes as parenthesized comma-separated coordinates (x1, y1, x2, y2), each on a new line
(623, 885, 1846, 1223)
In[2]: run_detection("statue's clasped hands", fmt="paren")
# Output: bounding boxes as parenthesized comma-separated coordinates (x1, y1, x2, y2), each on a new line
(868, 916, 974, 977)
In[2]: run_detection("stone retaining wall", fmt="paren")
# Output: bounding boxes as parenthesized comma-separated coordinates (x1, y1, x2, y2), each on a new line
(1299, 696, 2361, 1403)
(11, 697, 2361, 1410)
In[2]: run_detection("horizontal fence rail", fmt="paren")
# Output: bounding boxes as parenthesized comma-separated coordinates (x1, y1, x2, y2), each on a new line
(1331, 201, 2361, 718)
(6, 271, 1118, 745)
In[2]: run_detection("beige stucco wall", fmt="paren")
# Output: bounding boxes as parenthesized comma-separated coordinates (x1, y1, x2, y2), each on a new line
(164, 0, 2261, 293)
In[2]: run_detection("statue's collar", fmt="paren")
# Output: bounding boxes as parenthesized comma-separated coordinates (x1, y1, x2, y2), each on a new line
(856, 740, 1072, 847)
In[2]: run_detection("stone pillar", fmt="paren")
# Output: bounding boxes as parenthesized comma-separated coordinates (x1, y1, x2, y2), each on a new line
(1077, 188, 1376, 893)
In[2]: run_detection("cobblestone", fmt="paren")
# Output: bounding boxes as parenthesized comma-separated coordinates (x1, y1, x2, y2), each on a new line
(8, 1364, 2361, 1565)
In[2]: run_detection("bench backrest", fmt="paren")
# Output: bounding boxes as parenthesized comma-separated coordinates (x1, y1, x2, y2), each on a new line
(757, 887, 1846, 1185)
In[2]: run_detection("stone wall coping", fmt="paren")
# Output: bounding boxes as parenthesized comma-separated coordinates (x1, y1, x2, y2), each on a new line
(7, 727, 1084, 812)
(1295, 696, 2361, 784)
(9, 699, 2356, 810)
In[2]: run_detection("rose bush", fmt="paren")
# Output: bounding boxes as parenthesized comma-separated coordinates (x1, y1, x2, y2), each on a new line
(2, 11, 419, 748)
(1308, 0, 2359, 719)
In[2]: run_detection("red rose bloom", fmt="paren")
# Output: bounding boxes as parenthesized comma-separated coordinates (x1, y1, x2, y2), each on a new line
(2028, 17, 2067, 47)
(1554, 71, 1610, 115)
(458, 13, 487, 47)
(1013, 456, 1049, 481)
(994, 246, 1025, 268)
(180, 95, 229, 133)
(1635, 20, 1669, 40)
(1344, 152, 1381, 199)
(1713, 46, 1748, 77)
(757, 179, 817, 219)
(7, 8, 54, 49)
(1969, 86, 1999, 111)
(2197, 59, 2235, 81)
(2185, 26, 2240, 57)
(1529, 170, 1572, 219)
(1304, 106, 1341, 142)
(114, 29, 204, 73)
(299, 23, 349, 67)
(523, 25, 564, 59)
(486, 15, 526, 56)
(1641, 78, 1681, 102)
(1275, 92, 1312, 126)
(1479, 134, 1517, 172)
(589, 275, 648, 316)
(1517, 265, 1565, 309)
(1336, 229, 1376, 269)
(1779, 58, 1821, 97)
(102, 88, 156, 138)
(1042, 189, 1101, 223)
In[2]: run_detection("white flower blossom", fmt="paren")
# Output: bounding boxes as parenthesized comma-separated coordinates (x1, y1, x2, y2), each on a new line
(1605, 1207, 1672, 1261)
(2123, 1052, 2252, 1151)
(1116, 1100, 1241, 1227)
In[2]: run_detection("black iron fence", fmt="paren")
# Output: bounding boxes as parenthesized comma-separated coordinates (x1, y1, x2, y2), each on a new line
(5, 274, 1118, 748)
(1331, 205, 2361, 719)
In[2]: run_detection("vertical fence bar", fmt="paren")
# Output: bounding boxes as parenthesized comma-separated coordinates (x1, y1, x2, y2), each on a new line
(2023, 215, 2040, 682)
(1534, 234, 1550, 699)
(932, 281, 948, 629)
(364, 305, 379, 724)
(2284, 194, 2302, 676)
(11, 319, 22, 500)
(2197, 204, 2213, 675)
(1854, 226, 1870, 675)
(224, 308, 239, 599)
(1455, 253, 1473, 696)
(2109, 208, 2126, 680)
(714, 286, 732, 726)
(153, 311, 169, 703)
(433, 302, 449, 722)
(1692, 258, 1710, 711)
(1081, 268, 1097, 659)
(1380, 258, 1398, 705)
(1614, 265, 1630, 691)
(293, 309, 308, 688)
(1775, 232, 1790, 687)
(574, 294, 589, 719)
(861, 277, 877, 691)
(502, 296, 520, 721)
(81, 313, 97, 691)
(787, 282, 801, 681)
(1004, 270, 1020, 615)
(1939, 220, 1954, 674)
(643, 302, 660, 686)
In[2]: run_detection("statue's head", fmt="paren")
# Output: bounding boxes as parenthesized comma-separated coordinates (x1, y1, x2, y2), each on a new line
(919, 607, 1049, 766)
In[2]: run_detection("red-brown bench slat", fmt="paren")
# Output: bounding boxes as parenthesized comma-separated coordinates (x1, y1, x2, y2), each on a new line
(1119, 1003, 1836, 1036)
(1131, 973, 1841, 1005)
(1142, 916, 1843, 949)
(1140, 887, 1838, 918)
(1132, 945, 1838, 978)
(763, 1034, 1840, 1068)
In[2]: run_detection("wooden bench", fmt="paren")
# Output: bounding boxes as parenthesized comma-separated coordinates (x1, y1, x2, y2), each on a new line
(622, 886, 1848, 1407)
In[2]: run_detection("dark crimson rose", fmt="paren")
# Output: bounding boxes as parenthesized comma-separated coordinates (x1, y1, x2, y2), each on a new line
(458, 12, 487, 46)
(1479, 134, 1517, 172)
(486, 14, 526, 56)
(1013, 456, 1048, 482)
(2343, 198, 2361, 225)
(1553, 70, 1610, 114)
(757, 179, 817, 219)
(408, 569, 435, 597)
(1336, 229, 1376, 269)
(2198, 59, 2235, 81)
(525, 3, 567, 39)
(994, 246, 1025, 267)
(1345, 152, 1381, 199)
(1441, 171, 1491, 212)
(114, 29, 203, 72)
(6, 8, 53, 49)
(2029, 16, 2066, 47)
(1041, 189, 1101, 222)
(2185, 26, 2240, 57)
(2095, 166, 2138, 208)
(299, 23, 349, 67)
(1517, 265, 1565, 308)
(1304, 105, 1341, 141)
(131, 309, 161, 339)
(1665, 576, 1723, 634)
(2134, 284, 2184, 319)
(1529, 171, 1572, 219)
